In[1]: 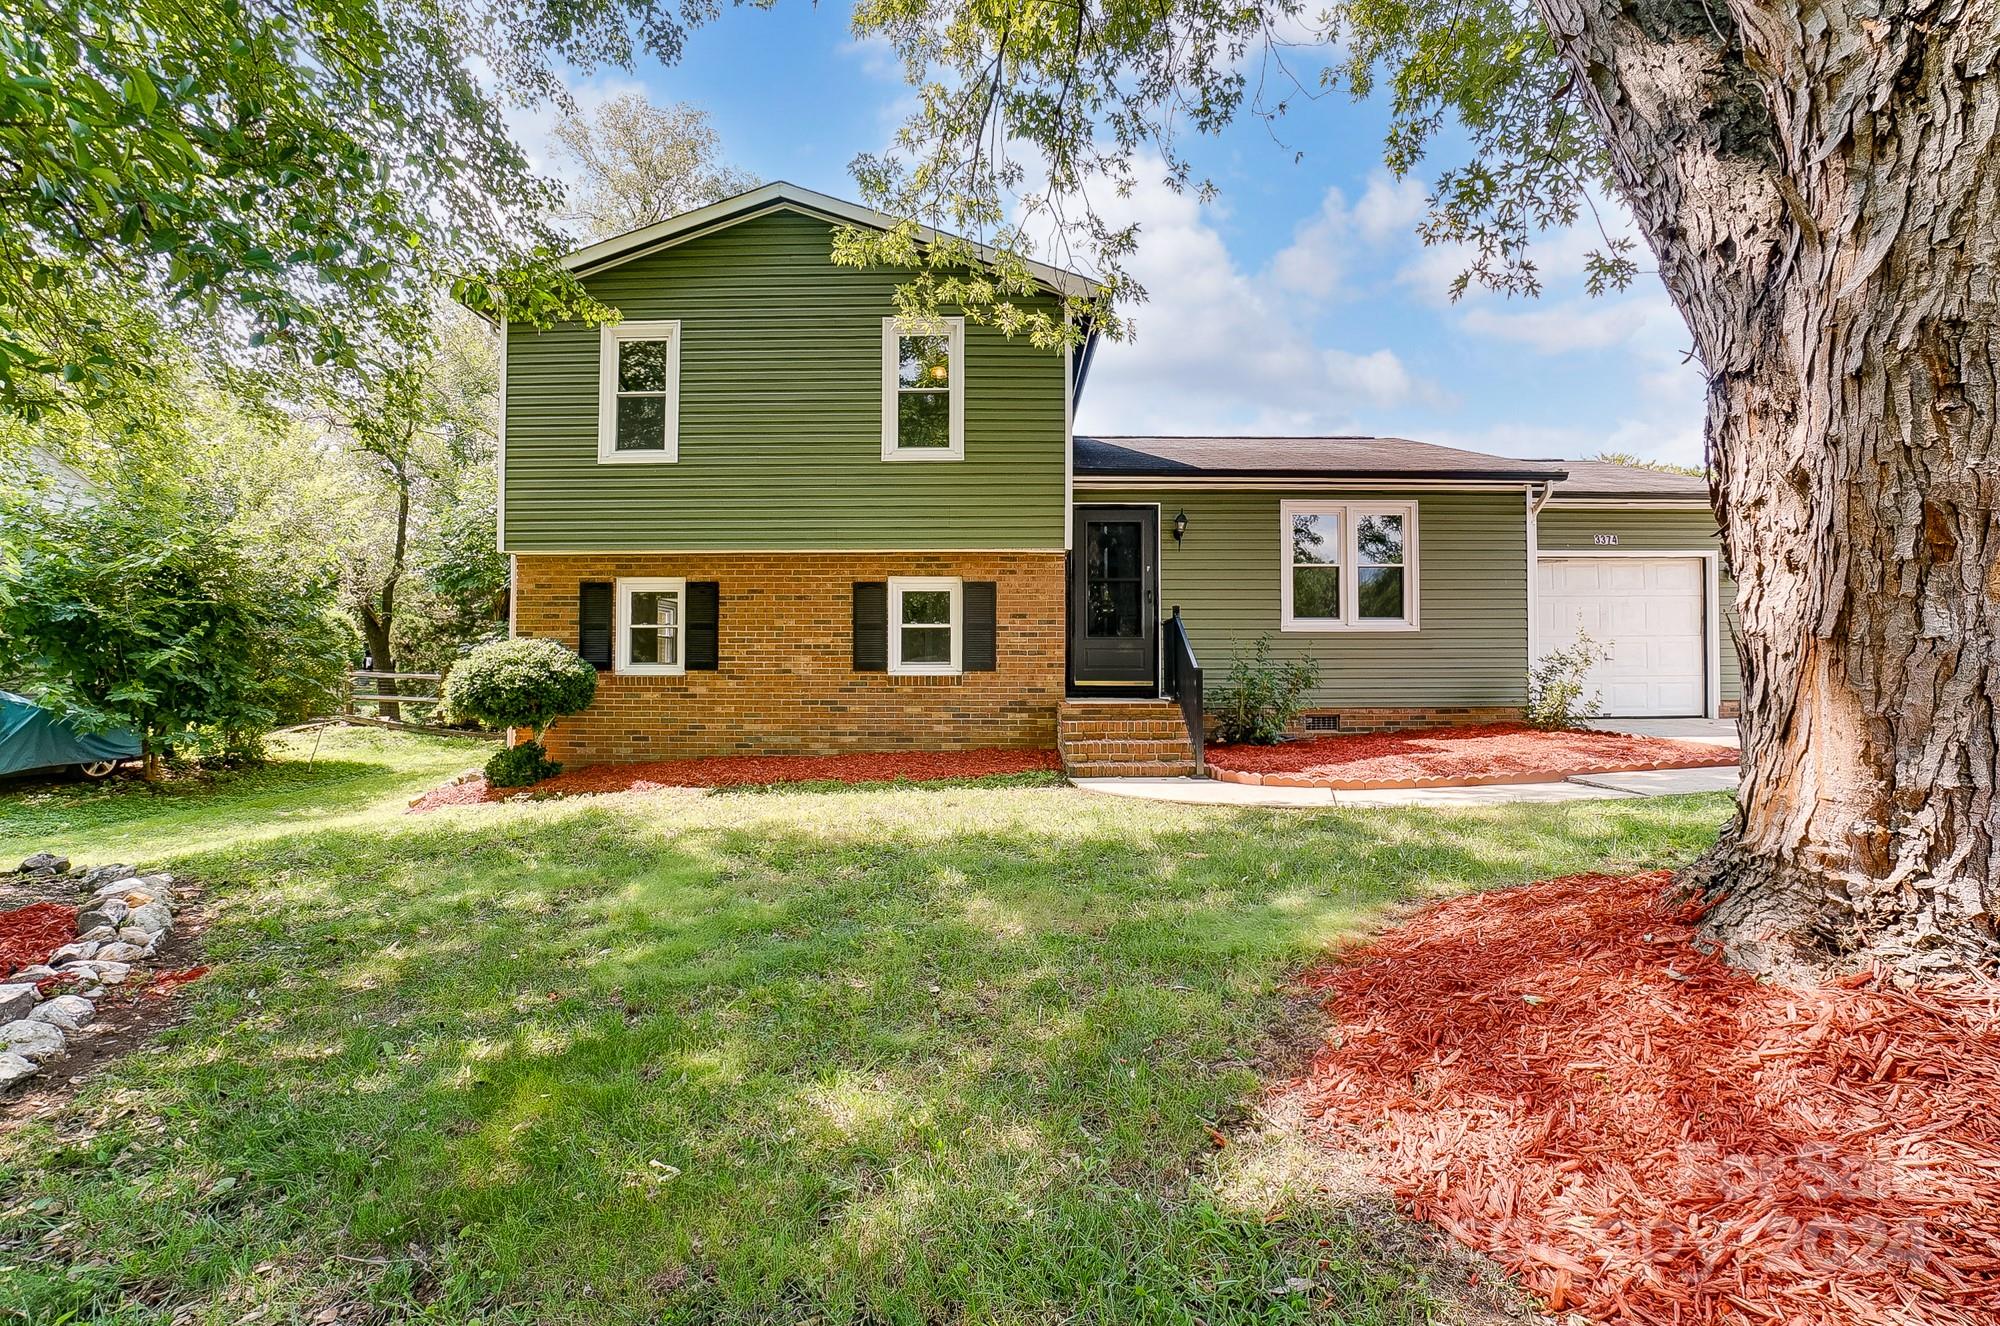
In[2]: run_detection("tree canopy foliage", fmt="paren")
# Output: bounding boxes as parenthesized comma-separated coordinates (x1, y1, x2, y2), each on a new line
(841, 0, 1643, 343)
(0, 0, 720, 418)
(551, 93, 758, 240)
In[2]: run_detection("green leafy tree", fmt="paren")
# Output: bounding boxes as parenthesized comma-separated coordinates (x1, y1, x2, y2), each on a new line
(845, 0, 2000, 976)
(0, 497, 348, 774)
(313, 307, 501, 717)
(550, 93, 758, 240)
(0, 0, 720, 418)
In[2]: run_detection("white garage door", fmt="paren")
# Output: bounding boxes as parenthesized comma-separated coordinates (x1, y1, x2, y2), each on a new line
(1538, 557, 1708, 717)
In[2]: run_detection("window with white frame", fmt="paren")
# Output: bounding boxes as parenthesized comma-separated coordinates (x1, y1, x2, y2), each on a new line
(882, 316, 964, 459)
(599, 321, 680, 462)
(617, 577, 686, 674)
(1279, 501, 1419, 630)
(888, 576, 962, 674)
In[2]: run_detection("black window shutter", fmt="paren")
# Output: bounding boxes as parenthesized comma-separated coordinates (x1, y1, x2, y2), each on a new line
(686, 581, 720, 671)
(963, 581, 998, 671)
(852, 581, 888, 671)
(578, 582, 614, 670)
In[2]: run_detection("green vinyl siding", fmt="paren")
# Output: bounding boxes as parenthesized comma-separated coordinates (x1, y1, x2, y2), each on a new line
(1537, 506, 1741, 702)
(504, 209, 1067, 551)
(1089, 489, 1530, 708)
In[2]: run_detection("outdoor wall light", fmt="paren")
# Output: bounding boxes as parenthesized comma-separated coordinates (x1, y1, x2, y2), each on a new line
(1173, 509, 1189, 545)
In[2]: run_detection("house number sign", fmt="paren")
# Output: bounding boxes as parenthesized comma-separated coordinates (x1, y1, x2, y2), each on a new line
(1593, 533, 1620, 546)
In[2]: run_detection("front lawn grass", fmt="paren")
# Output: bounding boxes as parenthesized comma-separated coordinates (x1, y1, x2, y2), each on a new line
(0, 728, 1732, 1325)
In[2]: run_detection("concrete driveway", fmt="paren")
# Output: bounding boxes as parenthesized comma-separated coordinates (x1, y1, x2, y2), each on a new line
(1584, 717, 1741, 747)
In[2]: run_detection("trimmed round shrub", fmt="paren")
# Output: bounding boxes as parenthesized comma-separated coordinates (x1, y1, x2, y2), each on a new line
(485, 739, 562, 788)
(443, 637, 597, 736)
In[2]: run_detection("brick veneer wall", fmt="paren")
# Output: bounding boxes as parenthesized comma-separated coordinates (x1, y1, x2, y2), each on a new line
(1293, 706, 1528, 734)
(512, 552, 1067, 765)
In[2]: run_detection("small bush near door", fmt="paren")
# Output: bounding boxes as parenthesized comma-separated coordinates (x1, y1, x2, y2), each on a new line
(1527, 633, 1610, 729)
(1208, 636, 1321, 745)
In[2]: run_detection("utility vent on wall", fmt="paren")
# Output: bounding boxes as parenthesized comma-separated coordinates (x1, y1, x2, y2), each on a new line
(1303, 714, 1340, 732)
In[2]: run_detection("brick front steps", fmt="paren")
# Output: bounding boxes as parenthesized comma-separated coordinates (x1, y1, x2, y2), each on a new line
(1058, 700, 1198, 778)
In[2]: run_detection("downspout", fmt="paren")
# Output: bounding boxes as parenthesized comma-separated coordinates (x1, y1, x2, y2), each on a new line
(1525, 480, 1555, 678)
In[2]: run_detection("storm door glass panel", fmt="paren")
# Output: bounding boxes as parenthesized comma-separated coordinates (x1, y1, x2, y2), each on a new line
(1085, 520, 1144, 638)
(1290, 510, 1343, 620)
(1356, 513, 1407, 620)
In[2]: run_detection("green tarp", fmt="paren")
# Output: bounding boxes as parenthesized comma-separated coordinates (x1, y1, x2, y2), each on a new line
(0, 690, 140, 776)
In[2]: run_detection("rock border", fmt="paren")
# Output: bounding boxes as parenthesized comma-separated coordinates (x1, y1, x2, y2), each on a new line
(2, 855, 178, 1091)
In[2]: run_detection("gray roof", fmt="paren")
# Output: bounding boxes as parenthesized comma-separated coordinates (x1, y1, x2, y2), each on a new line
(1073, 435, 1569, 483)
(1545, 459, 1711, 500)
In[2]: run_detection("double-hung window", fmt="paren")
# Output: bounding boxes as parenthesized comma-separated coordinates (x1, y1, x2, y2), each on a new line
(617, 577, 686, 674)
(887, 576, 962, 674)
(599, 320, 680, 462)
(1279, 501, 1419, 630)
(882, 316, 964, 459)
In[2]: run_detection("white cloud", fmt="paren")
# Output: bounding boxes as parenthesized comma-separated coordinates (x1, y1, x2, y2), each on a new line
(1077, 167, 1426, 434)
(1458, 300, 1654, 354)
(1352, 175, 1428, 245)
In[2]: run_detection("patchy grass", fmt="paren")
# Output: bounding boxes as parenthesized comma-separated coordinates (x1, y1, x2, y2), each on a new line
(0, 728, 1732, 1325)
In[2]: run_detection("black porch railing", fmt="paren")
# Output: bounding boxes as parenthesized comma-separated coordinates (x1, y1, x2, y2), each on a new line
(1163, 606, 1205, 775)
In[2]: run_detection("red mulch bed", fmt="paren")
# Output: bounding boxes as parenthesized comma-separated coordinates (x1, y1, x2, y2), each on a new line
(1, 901, 78, 974)
(410, 747, 1064, 812)
(1280, 870, 2000, 1324)
(145, 964, 209, 996)
(1208, 723, 1738, 789)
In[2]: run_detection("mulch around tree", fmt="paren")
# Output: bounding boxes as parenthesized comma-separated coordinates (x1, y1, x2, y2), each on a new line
(1207, 723, 1738, 789)
(1278, 870, 2000, 1325)
(409, 747, 1066, 812)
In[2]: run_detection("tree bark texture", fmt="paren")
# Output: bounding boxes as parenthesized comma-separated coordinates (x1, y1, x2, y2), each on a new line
(1535, 0, 2000, 975)
(357, 457, 413, 724)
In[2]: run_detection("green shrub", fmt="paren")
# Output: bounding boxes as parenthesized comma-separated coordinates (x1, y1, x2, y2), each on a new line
(1527, 632, 1609, 729)
(484, 739, 562, 788)
(442, 637, 596, 737)
(1207, 635, 1321, 745)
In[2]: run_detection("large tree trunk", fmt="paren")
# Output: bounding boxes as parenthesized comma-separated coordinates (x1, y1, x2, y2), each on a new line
(356, 453, 414, 723)
(1537, 0, 2000, 977)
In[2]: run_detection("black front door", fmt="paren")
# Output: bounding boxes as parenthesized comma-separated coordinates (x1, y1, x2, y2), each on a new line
(1070, 505, 1159, 694)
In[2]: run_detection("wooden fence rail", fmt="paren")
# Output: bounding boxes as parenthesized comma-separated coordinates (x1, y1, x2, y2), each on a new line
(346, 670, 443, 727)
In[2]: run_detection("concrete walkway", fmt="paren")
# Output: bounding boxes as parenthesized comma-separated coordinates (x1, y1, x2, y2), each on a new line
(1071, 717, 1742, 808)
(1072, 763, 1739, 807)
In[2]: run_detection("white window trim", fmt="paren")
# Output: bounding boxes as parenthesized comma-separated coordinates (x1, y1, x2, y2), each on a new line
(1278, 499, 1421, 632)
(887, 575, 963, 675)
(615, 576, 688, 675)
(881, 316, 965, 461)
(598, 320, 681, 464)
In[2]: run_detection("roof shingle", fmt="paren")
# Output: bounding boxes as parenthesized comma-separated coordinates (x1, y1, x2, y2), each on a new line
(1073, 435, 1569, 483)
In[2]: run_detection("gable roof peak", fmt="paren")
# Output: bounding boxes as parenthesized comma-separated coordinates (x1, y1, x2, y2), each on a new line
(560, 181, 1095, 296)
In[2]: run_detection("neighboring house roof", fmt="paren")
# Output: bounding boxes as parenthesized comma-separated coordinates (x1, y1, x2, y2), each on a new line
(1543, 459, 1712, 501)
(561, 181, 1099, 298)
(1073, 435, 1571, 484)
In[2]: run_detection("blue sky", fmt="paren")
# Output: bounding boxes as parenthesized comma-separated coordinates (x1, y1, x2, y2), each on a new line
(508, 5, 1705, 467)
